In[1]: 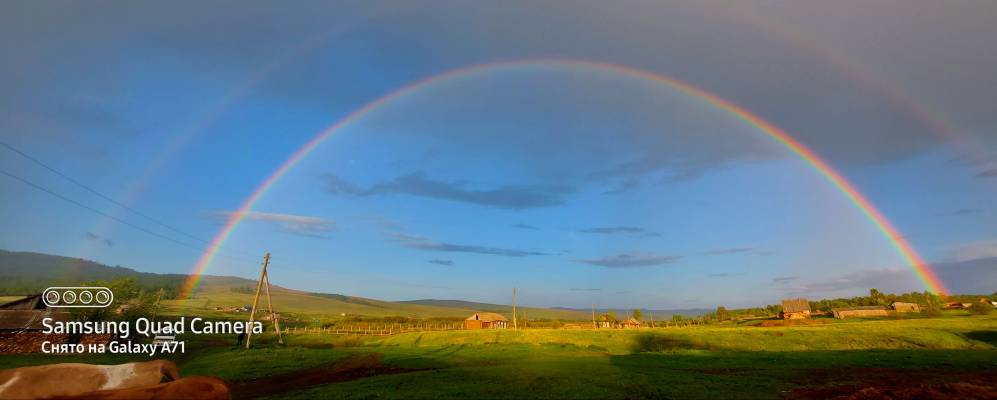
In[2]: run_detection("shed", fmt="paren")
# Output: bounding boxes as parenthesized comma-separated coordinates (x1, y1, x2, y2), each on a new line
(598, 314, 617, 329)
(622, 318, 641, 329)
(832, 306, 889, 319)
(0, 295, 45, 310)
(0, 294, 72, 353)
(780, 298, 812, 319)
(892, 302, 920, 313)
(0, 309, 70, 331)
(464, 312, 508, 329)
(0, 294, 71, 330)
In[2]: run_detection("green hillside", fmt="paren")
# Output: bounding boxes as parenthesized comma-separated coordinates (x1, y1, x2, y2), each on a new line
(397, 299, 591, 320)
(0, 250, 191, 295)
(166, 282, 588, 320)
(0, 250, 589, 320)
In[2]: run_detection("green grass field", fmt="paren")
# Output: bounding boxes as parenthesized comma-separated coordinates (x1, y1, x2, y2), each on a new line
(2, 313, 995, 399)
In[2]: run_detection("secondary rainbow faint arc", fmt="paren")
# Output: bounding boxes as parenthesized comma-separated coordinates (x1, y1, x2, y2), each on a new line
(179, 58, 948, 298)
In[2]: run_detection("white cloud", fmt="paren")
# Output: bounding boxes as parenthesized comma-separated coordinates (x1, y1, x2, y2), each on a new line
(218, 211, 335, 238)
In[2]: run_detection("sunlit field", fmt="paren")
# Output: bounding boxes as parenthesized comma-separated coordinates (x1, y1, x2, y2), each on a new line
(3, 313, 995, 399)
(3, 1, 997, 399)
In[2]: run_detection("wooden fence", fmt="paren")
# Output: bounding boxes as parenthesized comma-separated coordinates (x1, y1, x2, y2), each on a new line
(285, 322, 464, 336)
(283, 320, 728, 335)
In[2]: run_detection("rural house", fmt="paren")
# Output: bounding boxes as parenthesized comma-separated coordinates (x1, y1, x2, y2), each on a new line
(464, 312, 508, 329)
(780, 298, 812, 319)
(598, 314, 617, 329)
(832, 306, 889, 319)
(622, 317, 642, 329)
(892, 302, 920, 313)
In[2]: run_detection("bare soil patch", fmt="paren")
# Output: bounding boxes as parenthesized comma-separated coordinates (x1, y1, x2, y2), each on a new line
(230, 353, 429, 399)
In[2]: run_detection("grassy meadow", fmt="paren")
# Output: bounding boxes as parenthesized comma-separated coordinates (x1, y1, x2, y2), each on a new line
(2, 312, 995, 398)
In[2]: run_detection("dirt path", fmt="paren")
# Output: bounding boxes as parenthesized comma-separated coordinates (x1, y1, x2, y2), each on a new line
(230, 353, 428, 399)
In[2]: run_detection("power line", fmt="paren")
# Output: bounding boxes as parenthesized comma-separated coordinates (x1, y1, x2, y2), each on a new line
(0, 168, 257, 263)
(1, 141, 257, 259)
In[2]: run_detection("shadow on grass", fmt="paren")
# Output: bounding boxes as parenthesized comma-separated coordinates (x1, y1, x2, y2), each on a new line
(609, 349, 997, 399)
(964, 330, 997, 346)
(629, 333, 714, 353)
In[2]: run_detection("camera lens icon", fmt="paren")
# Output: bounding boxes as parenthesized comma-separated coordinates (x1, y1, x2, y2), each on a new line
(44, 290, 60, 305)
(94, 290, 112, 306)
(79, 290, 93, 304)
(62, 290, 77, 304)
(43, 287, 113, 308)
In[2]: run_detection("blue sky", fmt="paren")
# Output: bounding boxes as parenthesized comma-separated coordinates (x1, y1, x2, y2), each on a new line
(1, 1, 995, 309)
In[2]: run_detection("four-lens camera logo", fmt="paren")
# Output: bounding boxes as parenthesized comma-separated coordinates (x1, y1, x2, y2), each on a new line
(43, 287, 114, 308)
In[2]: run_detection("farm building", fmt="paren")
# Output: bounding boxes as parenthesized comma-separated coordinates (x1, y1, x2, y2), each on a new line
(598, 314, 617, 329)
(0, 294, 72, 353)
(892, 302, 920, 313)
(832, 306, 889, 319)
(0, 294, 70, 329)
(780, 298, 812, 319)
(464, 312, 508, 329)
(0, 294, 49, 310)
(622, 318, 642, 329)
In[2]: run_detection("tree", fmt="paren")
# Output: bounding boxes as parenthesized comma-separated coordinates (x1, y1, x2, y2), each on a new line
(869, 288, 888, 306)
(671, 314, 684, 322)
(632, 308, 642, 321)
(607, 309, 617, 322)
(67, 278, 157, 343)
(969, 300, 993, 315)
(716, 306, 730, 321)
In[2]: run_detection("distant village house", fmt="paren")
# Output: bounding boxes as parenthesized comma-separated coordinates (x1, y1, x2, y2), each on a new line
(622, 317, 642, 329)
(780, 298, 811, 319)
(598, 314, 616, 329)
(464, 312, 508, 329)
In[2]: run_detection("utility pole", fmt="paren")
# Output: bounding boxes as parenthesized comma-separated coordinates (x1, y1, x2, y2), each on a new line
(245, 252, 282, 349)
(512, 288, 518, 330)
(263, 267, 283, 344)
(592, 303, 597, 329)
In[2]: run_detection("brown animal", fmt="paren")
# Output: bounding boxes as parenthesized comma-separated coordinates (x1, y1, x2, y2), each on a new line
(53, 376, 231, 400)
(0, 360, 179, 399)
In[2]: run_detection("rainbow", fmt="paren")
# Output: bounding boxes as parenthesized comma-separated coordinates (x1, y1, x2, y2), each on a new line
(179, 59, 948, 298)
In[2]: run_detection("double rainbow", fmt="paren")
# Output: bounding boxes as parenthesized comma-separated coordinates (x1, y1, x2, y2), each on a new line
(179, 59, 948, 299)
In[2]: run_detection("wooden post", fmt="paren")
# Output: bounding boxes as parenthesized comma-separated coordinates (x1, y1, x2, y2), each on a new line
(263, 271, 284, 344)
(512, 288, 518, 330)
(245, 252, 270, 349)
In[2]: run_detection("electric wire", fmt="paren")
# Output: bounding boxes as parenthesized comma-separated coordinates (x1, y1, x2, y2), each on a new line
(0, 168, 258, 263)
(1, 141, 259, 259)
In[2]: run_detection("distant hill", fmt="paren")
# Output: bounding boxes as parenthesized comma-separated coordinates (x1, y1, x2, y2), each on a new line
(0, 250, 589, 320)
(396, 299, 590, 320)
(397, 299, 514, 312)
(0, 250, 193, 296)
(550, 307, 713, 319)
